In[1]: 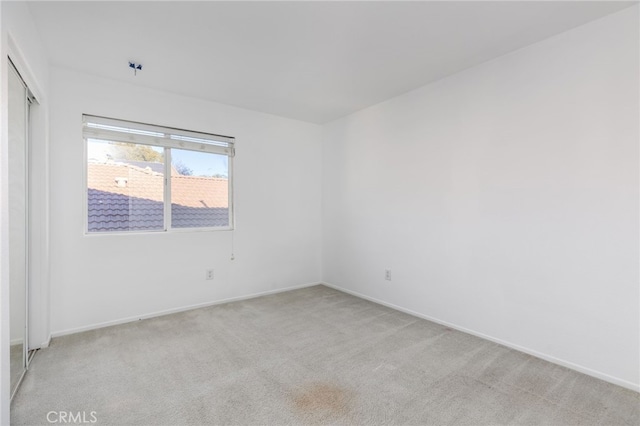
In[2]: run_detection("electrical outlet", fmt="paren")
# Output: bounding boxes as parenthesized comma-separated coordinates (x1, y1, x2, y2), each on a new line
(206, 269, 214, 280)
(385, 269, 392, 281)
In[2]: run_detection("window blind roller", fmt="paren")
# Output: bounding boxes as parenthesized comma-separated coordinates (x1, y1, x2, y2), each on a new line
(83, 115, 235, 156)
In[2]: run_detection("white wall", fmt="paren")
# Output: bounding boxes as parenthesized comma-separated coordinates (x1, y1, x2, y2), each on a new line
(1, 1, 49, 422)
(0, 7, 7, 421)
(49, 67, 322, 336)
(322, 6, 639, 391)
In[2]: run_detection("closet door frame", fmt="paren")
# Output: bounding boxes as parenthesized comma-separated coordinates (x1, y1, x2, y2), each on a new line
(7, 34, 48, 359)
(8, 57, 33, 401)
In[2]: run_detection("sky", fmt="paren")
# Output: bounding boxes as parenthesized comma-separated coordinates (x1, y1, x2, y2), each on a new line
(171, 148, 228, 177)
(87, 139, 229, 177)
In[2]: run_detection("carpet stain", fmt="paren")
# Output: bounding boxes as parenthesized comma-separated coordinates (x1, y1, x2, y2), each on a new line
(292, 383, 353, 417)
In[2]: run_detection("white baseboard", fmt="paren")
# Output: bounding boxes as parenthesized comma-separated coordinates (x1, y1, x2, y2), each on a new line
(12, 337, 50, 350)
(51, 282, 321, 339)
(38, 335, 51, 349)
(321, 282, 640, 393)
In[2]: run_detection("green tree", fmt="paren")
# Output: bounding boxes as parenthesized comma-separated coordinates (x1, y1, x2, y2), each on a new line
(113, 143, 163, 162)
(173, 160, 193, 176)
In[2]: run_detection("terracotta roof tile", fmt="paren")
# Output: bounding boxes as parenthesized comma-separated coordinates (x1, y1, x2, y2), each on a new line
(87, 162, 229, 231)
(172, 175, 228, 209)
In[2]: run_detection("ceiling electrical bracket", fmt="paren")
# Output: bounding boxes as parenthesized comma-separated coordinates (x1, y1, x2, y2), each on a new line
(129, 61, 142, 76)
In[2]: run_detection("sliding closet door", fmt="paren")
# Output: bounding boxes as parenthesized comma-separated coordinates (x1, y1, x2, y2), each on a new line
(8, 60, 29, 398)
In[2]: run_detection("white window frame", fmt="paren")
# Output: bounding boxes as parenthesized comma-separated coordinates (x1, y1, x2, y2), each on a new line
(82, 114, 235, 235)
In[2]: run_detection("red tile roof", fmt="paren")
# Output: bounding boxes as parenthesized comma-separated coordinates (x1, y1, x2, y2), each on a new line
(87, 162, 228, 208)
(87, 162, 229, 231)
(172, 175, 228, 209)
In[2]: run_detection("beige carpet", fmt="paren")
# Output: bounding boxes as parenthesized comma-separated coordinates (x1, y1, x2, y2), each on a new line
(11, 285, 640, 425)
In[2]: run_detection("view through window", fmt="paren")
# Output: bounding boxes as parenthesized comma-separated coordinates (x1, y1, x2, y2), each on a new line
(84, 116, 234, 233)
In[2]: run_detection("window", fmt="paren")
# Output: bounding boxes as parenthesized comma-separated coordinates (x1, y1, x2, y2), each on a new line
(83, 115, 234, 233)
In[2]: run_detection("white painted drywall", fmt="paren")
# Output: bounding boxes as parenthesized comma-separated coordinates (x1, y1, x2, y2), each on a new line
(48, 67, 322, 336)
(1, 1, 50, 420)
(322, 6, 639, 390)
(0, 7, 7, 422)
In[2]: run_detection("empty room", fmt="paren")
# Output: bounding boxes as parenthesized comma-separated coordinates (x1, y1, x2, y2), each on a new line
(1, 1, 639, 425)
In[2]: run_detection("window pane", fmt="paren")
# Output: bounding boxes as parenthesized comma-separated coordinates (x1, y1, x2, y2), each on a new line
(87, 139, 164, 232)
(170, 149, 229, 228)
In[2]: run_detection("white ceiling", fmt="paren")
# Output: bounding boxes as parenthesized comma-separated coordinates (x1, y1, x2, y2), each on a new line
(28, 1, 635, 124)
